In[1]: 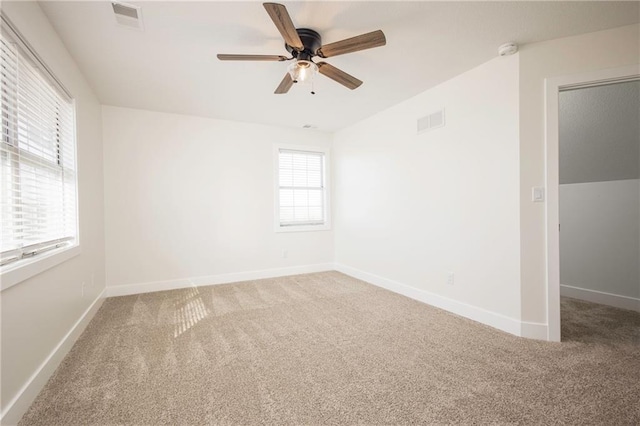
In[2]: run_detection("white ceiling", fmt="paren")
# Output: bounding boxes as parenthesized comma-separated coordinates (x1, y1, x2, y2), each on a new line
(38, 1, 640, 132)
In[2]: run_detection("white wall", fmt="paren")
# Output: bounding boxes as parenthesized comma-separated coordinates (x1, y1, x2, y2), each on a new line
(518, 24, 640, 323)
(102, 106, 333, 291)
(333, 55, 522, 326)
(560, 180, 640, 298)
(0, 2, 106, 423)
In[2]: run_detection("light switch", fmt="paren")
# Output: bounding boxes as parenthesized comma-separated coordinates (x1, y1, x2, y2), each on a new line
(532, 187, 545, 202)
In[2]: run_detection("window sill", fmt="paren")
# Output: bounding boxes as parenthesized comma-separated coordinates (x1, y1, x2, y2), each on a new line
(1, 244, 81, 291)
(275, 224, 331, 233)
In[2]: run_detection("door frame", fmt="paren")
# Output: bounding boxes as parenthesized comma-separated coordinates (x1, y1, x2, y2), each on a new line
(544, 65, 640, 342)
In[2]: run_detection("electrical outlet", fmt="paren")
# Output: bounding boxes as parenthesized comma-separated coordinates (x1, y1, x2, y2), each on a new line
(282, 250, 288, 258)
(447, 273, 455, 286)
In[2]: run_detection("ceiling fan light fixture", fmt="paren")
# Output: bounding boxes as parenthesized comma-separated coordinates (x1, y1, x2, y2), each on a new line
(288, 59, 318, 84)
(218, 3, 386, 94)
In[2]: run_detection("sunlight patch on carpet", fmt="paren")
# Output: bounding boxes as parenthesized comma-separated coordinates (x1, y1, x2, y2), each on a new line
(174, 286, 209, 338)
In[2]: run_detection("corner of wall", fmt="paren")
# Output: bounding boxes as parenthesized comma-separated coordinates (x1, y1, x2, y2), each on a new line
(1, 290, 106, 425)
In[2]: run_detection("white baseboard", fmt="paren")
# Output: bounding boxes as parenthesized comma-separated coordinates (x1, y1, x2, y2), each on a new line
(561, 284, 640, 312)
(106, 263, 336, 297)
(520, 321, 549, 340)
(0, 288, 106, 426)
(335, 263, 549, 341)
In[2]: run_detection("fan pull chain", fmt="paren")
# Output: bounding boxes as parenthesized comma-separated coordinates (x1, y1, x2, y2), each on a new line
(311, 80, 316, 95)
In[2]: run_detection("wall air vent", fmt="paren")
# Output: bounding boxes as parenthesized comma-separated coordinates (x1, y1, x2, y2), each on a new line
(112, 2, 144, 30)
(417, 109, 445, 134)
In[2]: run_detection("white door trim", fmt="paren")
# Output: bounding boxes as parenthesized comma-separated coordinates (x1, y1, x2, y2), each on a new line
(544, 64, 640, 342)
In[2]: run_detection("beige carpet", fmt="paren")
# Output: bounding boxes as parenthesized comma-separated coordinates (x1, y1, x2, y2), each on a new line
(18, 272, 640, 425)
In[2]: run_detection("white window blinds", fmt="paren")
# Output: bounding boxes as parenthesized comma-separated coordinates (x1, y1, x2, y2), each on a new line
(278, 149, 325, 227)
(1, 23, 78, 268)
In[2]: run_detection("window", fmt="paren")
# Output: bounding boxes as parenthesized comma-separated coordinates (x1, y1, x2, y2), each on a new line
(275, 145, 330, 232)
(0, 15, 78, 284)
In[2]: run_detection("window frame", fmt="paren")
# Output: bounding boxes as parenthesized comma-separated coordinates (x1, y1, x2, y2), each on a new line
(273, 143, 331, 233)
(0, 13, 80, 291)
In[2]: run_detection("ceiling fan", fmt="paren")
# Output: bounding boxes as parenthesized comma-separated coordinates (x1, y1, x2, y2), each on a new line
(217, 3, 386, 94)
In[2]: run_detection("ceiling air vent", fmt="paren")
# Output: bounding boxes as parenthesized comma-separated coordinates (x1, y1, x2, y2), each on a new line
(112, 2, 144, 30)
(417, 109, 445, 134)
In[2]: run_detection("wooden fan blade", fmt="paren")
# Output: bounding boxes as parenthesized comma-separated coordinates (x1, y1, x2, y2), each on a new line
(217, 54, 288, 61)
(275, 73, 294, 94)
(317, 62, 362, 90)
(263, 3, 304, 50)
(317, 30, 386, 58)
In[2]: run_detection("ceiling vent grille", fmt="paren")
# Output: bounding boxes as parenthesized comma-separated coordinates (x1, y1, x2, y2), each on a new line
(112, 2, 144, 30)
(417, 109, 445, 134)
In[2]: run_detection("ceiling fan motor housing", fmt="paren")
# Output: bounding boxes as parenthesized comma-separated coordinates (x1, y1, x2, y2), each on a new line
(286, 28, 322, 61)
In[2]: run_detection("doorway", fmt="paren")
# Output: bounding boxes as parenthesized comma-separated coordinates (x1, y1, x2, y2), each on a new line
(545, 65, 640, 342)
(558, 80, 640, 343)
